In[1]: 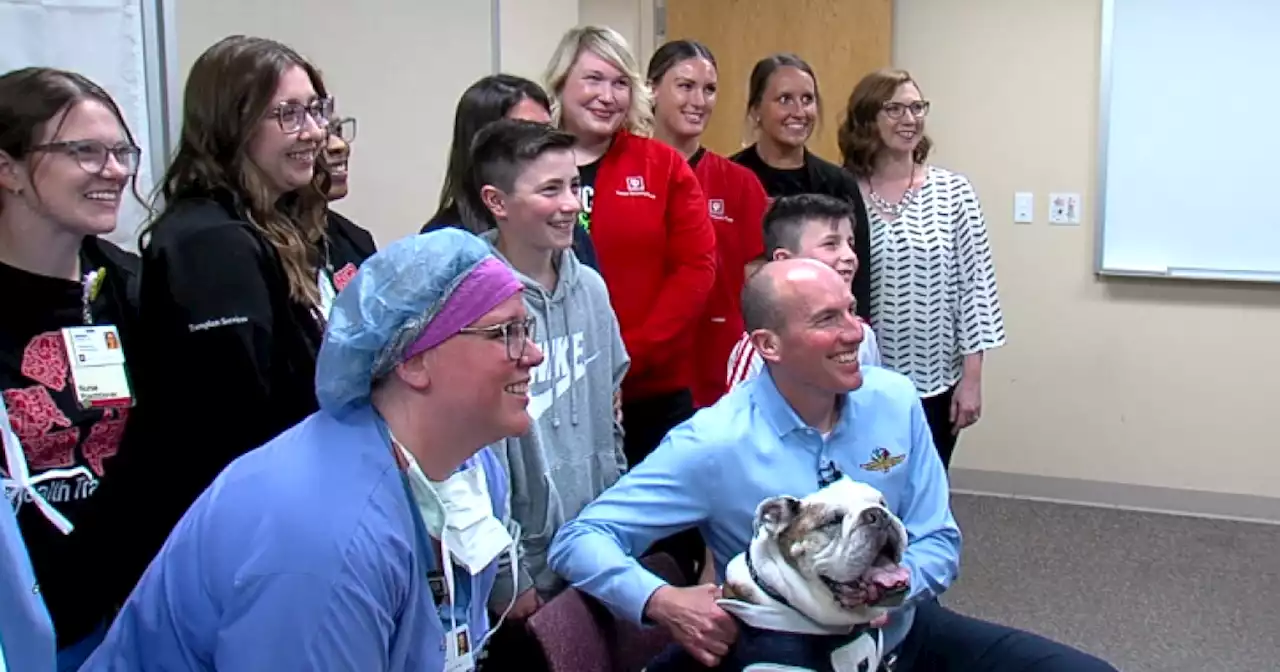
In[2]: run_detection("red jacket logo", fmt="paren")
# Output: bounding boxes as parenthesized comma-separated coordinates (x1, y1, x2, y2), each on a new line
(709, 199, 727, 220)
(617, 175, 655, 199)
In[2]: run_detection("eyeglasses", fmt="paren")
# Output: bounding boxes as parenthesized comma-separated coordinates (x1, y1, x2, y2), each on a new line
(30, 140, 142, 176)
(882, 100, 930, 119)
(328, 117, 356, 142)
(458, 317, 537, 361)
(268, 96, 335, 134)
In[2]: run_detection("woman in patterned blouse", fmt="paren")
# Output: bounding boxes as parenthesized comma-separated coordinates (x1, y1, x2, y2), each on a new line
(837, 68, 1006, 470)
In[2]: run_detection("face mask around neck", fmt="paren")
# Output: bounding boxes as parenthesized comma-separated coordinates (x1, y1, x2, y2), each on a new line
(394, 438, 523, 655)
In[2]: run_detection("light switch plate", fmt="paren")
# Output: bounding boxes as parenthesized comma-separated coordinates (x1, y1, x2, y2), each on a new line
(1048, 192, 1082, 225)
(1013, 192, 1034, 224)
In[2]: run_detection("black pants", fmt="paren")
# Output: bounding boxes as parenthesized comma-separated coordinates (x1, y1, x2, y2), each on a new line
(892, 598, 1117, 671)
(920, 385, 958, 470)
(622, 389, 704, 584)
(477, 618, 545, 672)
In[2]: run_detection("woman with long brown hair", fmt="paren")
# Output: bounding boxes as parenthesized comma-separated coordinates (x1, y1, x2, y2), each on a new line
(116, 35, 375, 587)
(838, 68, 1005, 469)
(647, 39, 770, 411)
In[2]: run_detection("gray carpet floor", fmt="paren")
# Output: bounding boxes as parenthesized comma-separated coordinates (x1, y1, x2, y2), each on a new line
(945, 493, 1279, 671)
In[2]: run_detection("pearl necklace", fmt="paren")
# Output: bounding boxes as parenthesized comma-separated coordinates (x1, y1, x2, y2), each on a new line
(868, 164, 918, 218)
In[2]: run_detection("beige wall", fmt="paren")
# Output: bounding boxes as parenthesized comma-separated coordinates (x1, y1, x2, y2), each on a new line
(894, 0, 1280, 506)
(500, 0, 581, 83)
(580, 0, 655, 69)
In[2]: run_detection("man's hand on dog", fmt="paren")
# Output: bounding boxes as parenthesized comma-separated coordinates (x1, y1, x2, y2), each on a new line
(645, 584, 739, 667)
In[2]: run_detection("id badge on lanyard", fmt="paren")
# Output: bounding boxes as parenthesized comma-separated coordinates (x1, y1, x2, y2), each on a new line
(401, 474, 475, 672)
(60, 267, 133, 410)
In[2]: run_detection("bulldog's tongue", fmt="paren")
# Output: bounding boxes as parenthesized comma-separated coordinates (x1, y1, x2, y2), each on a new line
(864, 564, 910, 591)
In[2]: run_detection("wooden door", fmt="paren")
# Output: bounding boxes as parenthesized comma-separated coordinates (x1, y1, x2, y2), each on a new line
(663, 0, 893, 163)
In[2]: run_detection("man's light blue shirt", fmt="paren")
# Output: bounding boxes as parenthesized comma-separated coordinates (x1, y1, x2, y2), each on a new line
(547, 366, 962, 652)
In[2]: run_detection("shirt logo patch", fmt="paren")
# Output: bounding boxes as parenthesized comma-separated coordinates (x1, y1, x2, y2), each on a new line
(860, 447, 905, 474)
(709, 199, 727, 219)
(616, 175, 656, 200)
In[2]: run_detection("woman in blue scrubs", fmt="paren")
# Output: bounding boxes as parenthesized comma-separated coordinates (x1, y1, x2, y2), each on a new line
(82, 229, 545, 671)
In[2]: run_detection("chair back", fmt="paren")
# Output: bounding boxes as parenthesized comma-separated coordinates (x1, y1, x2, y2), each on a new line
(527, 552, 687, 672)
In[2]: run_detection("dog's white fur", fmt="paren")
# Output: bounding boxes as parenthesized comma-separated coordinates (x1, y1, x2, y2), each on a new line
(721, 477, 909, 629)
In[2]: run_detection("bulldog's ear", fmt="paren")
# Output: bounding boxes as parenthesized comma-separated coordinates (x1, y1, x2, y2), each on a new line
(755, 495, 802, 534)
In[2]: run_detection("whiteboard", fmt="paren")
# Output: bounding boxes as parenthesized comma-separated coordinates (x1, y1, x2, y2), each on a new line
(0, 0, 175, 253)
(1096, 0, 1280, 283)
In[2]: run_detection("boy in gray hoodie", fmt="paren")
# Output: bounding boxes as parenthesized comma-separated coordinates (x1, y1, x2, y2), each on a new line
(465, 119, 630, 622)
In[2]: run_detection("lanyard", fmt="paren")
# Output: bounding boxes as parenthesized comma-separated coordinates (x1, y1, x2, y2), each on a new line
(1, 396, 75, 534)
(400, 472, 441, 581)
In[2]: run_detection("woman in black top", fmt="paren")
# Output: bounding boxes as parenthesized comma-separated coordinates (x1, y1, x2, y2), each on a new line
(0, 66, 144, 669)
(422, 74, 598, 270)
(730, 53, 871, 319)
(318, 112, 377, 308)
(117, 36, 375, 589)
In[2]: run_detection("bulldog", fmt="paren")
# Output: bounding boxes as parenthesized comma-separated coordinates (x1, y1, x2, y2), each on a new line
(647, 477, 911, 672)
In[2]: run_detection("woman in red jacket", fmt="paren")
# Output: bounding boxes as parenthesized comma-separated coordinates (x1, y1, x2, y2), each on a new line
(544, 25, 715, 583)
(648, 40, 769, 409)
(543, 26, 715, 466)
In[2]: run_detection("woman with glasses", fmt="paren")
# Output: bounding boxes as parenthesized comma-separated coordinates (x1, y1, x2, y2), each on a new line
(838, 68, 1006, 469)
(82, 230, 541, 672)
(0, 66, 144, 671)
(114, 36, 374, 590)
(730, 54, 873, 322)
(318, 113, 377, 312)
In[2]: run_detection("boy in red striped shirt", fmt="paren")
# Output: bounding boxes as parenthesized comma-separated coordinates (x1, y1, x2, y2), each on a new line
(726, 194, 881, 390)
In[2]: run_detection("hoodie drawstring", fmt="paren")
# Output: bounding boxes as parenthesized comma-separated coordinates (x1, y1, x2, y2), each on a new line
(566, 303, 579, 426)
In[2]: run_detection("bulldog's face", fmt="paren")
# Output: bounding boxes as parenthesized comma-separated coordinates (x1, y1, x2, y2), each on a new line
(754, 478, 911, 613)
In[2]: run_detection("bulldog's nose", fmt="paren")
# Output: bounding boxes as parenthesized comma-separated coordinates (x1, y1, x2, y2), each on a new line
(861, 509, 883, 527)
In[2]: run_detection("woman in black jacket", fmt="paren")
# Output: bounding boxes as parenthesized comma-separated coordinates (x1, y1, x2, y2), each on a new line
(730, 53, 871, 319)
(318, 112, 377, 310)
(116, 35, 374, 590)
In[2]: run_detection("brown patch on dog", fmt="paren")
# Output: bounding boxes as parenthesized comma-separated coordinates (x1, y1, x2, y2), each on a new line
(723, 579, 749, 601)
(774, 504, 836, 568)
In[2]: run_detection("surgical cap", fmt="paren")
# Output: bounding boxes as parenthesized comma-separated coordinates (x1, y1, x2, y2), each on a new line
(315, 228, 522, 416)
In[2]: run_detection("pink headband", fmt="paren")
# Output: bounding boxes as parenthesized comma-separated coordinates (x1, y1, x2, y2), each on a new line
(402, 257, 522, 360)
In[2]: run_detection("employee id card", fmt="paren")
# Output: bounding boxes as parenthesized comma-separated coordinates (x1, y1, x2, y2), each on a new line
(60, 326, 134, 410)
(445, 624, 474, 672)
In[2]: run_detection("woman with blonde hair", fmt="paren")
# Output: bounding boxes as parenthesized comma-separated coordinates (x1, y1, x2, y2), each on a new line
(543, 25, 714, 582)
(116, 35, 375, 589)
(838, 68, 1006, 470)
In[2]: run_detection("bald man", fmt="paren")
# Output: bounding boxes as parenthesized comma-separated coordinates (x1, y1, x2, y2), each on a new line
(548, 259, 1116, 671)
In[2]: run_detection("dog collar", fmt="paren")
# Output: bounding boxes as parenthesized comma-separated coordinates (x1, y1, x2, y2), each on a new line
(745, 545, 796, 611)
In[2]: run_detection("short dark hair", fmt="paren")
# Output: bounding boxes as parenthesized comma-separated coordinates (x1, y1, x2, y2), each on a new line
(762, 193, 856, 256)
(465, 118, 575, 202)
